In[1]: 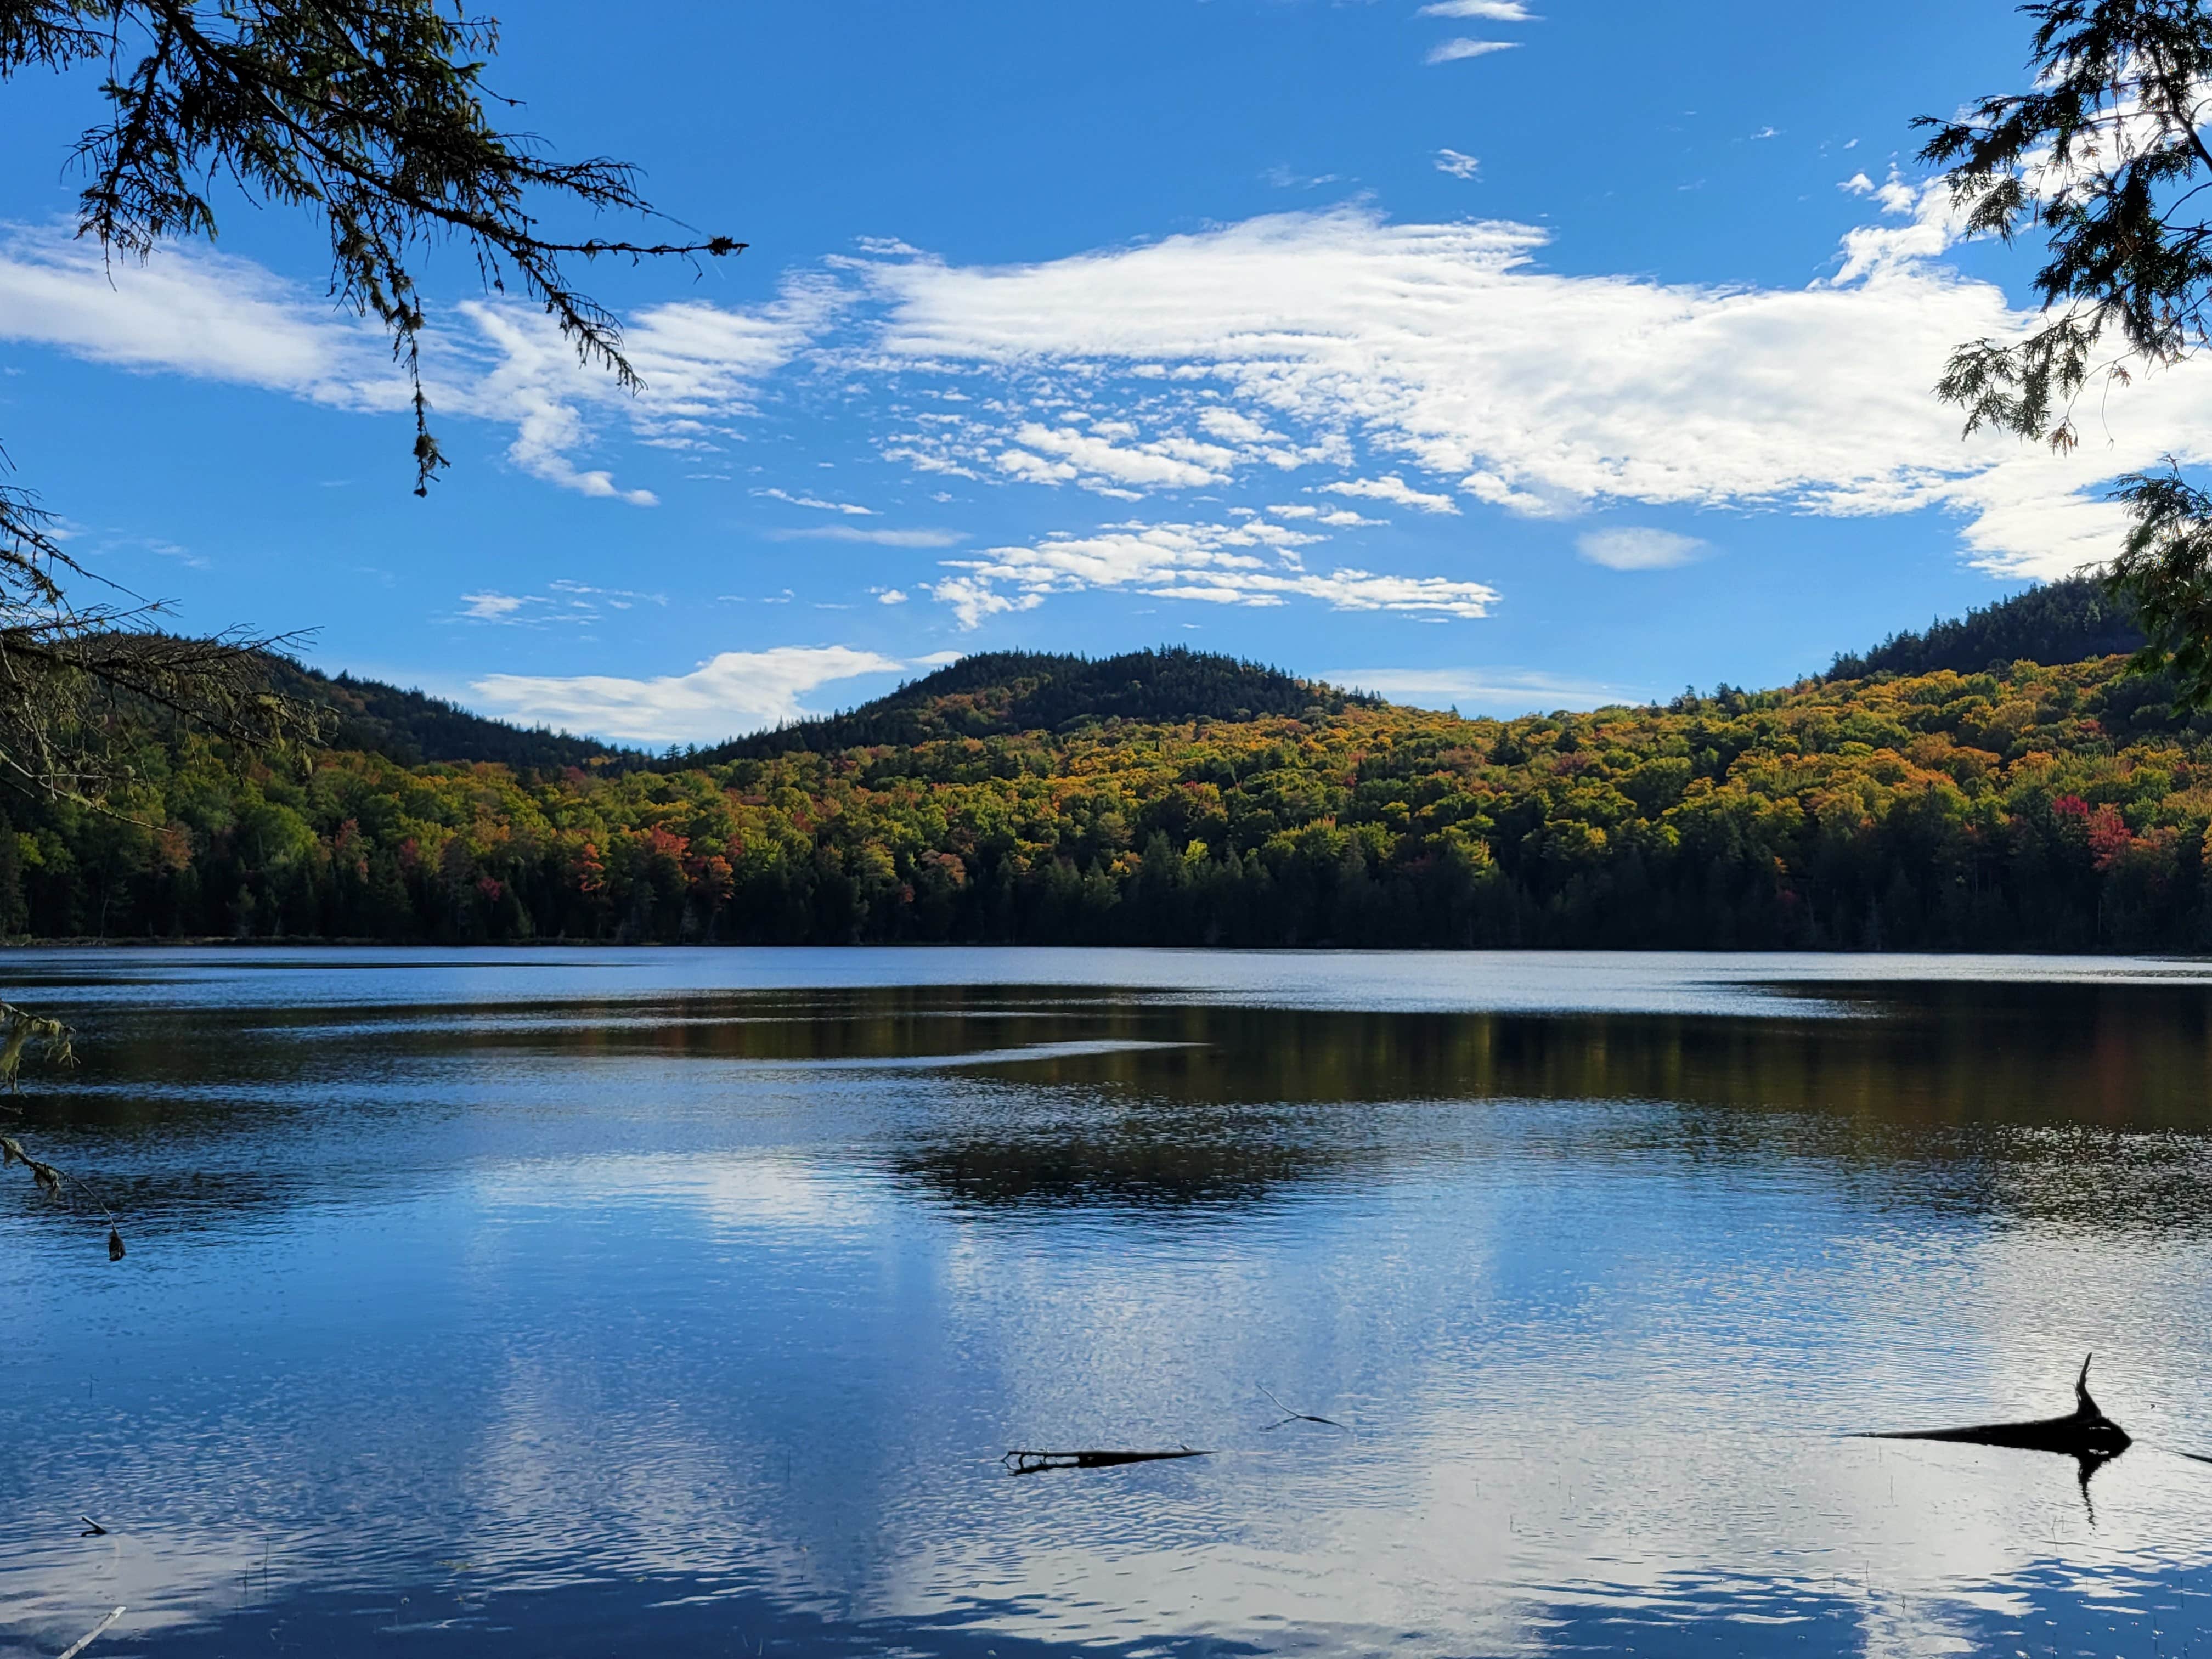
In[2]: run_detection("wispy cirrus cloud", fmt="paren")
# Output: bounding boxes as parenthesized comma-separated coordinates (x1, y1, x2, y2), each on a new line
(856, 198, 2196, 578)
(769, 526, 967, 548)
(0, 226, 402, 407)
(1416, 0, 1537, 17)
(452, 579, 665, 626)
(1331, 665, 1638, 715)
(1425, 38, 1518, 63)
(755, 486, 875, 515)
(0, 221, 830, 509)
(24, 172, 2212, 594)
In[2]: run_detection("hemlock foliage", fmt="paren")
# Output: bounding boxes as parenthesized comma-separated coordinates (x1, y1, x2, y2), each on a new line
(1921, 0, 2212, 707)
(0, 0, 735, 803)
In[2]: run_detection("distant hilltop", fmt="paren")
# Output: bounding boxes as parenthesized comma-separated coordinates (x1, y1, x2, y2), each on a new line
(262, 581, 2151, 765)
(1825, 575, 2143, 682)
(699, 647, 1378, 763)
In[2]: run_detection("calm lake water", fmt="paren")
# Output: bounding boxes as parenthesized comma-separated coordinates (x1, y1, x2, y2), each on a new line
(5, 948, 2212, 1659)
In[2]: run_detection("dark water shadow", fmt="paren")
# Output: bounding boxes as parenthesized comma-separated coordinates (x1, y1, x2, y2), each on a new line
(45, 1577, 1271, 1659)
(13, 979, 2212, 1231)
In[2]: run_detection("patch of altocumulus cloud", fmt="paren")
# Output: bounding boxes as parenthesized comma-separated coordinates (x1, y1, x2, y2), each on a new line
(926, 518, 1497, 629)
(1577, 527, 1709, 570)
(1435, 149, 1482, 180)
(1333, 667, 1641, 716)
(467, 646, 910, 747)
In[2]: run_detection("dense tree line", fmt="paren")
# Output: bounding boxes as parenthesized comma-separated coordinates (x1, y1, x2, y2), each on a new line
(7, 652, 2212, 952)
(700, 648, 1375, 763)
(262, 659, 633, 771)
(1827, 576, 2143, 682)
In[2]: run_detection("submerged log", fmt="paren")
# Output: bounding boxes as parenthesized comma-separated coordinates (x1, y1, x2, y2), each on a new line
(1002, 1448, 1211, 1476)
(1861, 1355, 2131, 1462)
(1859, 1355, 2132, 1521)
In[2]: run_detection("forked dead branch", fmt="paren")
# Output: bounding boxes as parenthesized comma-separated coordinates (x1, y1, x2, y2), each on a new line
(0, 1000, 124, 1259)
(1258, 1385, 1347, 1432)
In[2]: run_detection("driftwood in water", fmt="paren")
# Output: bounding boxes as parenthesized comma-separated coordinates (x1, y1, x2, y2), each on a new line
(1258, 1385, 1347, 1432)
(56, 1606, 124, 1659)
(1002, 1447, 1211, 1476)
(1861, 1355, 2131, 1462)
(1862, 1353, 2132, 1517)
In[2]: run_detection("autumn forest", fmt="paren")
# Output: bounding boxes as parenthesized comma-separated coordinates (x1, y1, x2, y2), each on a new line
(0, 580, 2201, 954)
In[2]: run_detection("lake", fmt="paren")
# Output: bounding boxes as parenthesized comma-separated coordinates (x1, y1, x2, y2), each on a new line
(4, 947, 2212, 1658)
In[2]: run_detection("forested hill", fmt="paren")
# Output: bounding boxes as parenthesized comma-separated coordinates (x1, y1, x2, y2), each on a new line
(697, 648, 1375, 762)
(1826, 575, 2143, 679)
(263, 658, 637, 770)
(10, 645, 2212, 953)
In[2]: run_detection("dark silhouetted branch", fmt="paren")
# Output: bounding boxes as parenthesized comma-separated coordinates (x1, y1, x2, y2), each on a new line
(1258, 1384, 1347, 1432)
(1001, 1447, 1211, 1476)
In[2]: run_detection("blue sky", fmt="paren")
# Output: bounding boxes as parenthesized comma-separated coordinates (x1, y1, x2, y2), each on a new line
(0, 0, 2182, 745)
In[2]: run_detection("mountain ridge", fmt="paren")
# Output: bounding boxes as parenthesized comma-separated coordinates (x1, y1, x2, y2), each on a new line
(256, 578, 2149, 769)
(690, 647, 1379, 764)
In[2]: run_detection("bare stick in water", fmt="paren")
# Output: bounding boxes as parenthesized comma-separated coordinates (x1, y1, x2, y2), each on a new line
(1258, 1385, 1347, 1432)
(57, 1606, 124, 1659)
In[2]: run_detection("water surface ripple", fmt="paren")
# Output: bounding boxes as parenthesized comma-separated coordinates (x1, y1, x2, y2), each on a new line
(4, 948, 2211, 1657)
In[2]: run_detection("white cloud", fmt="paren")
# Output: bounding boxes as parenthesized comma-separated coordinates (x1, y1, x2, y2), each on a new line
(0, 220, 827, 509)
(1426, 38, 1518, 63)
(1576, 527, 1708, 570)
(468, 646, 906, 746)
(459, 591, 531, 622)
(755, 487, 874, 515)
(550, 578, 666, 609)
(995, 423, 1237, 492)
(1435, 149, 1482, 180)
(928, 518, 1496, 628)
(457, 283, 834, 502)
(454, 582, 667, 627)
(0, 226, 402, 407)
(927, 574, 1047, 629)
(26, 188, 2212, 586)
(860, 203, 2188, 578)
(1417, 0, 1536, 16)
(1323, 475, 1459, 514)
(770, 526, 967, 548)
(876, 588, 910, 605)
(1197, 407, 1277, 443)
(1335, 667, 1638, 713)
